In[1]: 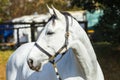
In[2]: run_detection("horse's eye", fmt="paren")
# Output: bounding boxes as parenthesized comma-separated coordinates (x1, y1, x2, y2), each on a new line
(47, 32, 54, 35)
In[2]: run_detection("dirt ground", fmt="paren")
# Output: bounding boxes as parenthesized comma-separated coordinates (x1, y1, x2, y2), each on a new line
(0, 64, 6, 80)
(0, 43, 120, 80)
(93, 43, 120, 80)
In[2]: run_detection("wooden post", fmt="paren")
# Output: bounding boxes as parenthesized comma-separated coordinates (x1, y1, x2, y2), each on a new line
(30, 21, 35, 42)
(85, 21, 88, 33)
(16, 28, 20, 47)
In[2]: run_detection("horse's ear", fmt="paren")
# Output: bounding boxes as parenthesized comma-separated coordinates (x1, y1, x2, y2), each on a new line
(51, 5, 64, 20)
(46, 4, 54, 15)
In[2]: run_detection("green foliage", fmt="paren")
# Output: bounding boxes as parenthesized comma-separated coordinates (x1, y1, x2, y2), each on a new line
(0, 0, 10, 20)
(71, 0, 97, 12)
(94, 0, 120, 43)
(0, 0, 119, 43)
(0, 0, 82, 21)
(0, 0, 71, 21)
(0, 18, 2, 22)
(71, 0, 120, 43)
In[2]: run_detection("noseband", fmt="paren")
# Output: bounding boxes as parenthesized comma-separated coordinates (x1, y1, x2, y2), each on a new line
(34, 14, 69, 62)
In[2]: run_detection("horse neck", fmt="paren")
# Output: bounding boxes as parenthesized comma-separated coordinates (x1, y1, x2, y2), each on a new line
(69, 17, 97, 60)
(69, 17, 100, 79)
(57, 49, 86, 79)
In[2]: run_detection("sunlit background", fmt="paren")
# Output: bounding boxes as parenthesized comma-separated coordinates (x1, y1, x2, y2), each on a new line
(0, 0, 120, 80)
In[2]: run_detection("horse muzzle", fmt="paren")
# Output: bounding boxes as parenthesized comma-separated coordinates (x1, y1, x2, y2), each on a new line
(27, 59, 41, 72)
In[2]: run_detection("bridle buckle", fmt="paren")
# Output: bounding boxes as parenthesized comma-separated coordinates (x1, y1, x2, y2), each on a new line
(65, 32, 69, 38)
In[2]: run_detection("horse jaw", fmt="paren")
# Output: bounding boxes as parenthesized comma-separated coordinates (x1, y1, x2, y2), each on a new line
(27, 45, 49, 71)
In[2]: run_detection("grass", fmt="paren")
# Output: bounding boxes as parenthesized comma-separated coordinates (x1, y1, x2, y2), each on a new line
(0, 50, 14, 80)
(0, 42, 120, 80)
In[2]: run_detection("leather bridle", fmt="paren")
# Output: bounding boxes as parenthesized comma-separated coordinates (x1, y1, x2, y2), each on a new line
(34, 14, 70, 80)
(34, 14, 69, 63)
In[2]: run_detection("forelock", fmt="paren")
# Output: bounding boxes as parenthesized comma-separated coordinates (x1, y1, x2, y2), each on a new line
(47, 11, 71, 22)
(46, 11, 72, 26)
(48, 15, 57, 22)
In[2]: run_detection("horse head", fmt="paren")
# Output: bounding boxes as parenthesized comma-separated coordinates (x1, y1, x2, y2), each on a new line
(27, 6, 83, 72)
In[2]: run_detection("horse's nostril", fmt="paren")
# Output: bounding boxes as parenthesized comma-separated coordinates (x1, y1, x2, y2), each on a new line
(27, 59, 33, 68)
(29, 59, 33, 64)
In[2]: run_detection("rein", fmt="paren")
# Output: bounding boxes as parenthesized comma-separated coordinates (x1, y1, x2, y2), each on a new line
(34, 14, 69, 80)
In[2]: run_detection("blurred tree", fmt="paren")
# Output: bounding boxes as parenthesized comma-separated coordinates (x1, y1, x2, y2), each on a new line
(0, 0, 10, 21)
(71, 0, 97, 12)
(95, 0, 120, 43)
(71, 0, 120, 43)
(0, 0, 70, 21)
(9, 0, 46, 18)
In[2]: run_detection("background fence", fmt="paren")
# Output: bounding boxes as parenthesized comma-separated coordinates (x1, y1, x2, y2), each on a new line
(0, 21, 87, 49)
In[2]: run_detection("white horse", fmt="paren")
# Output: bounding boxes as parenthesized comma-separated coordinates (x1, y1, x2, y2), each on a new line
(6, 6, 104, 80)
